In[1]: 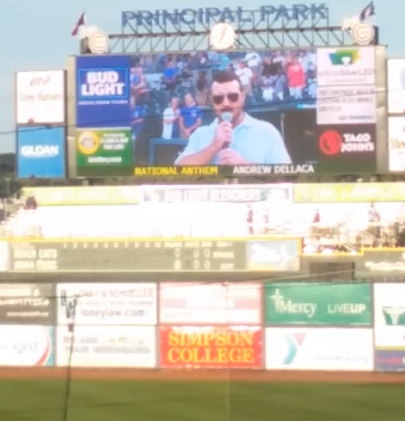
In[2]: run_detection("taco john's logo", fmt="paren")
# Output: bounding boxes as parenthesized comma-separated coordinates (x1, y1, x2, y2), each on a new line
(161, 327, 262, 367)
(319, 130, 374, 155)
(77, 131, 100, 155)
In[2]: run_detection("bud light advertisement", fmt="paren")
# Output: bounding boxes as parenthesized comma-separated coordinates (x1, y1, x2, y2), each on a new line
(76, 56, 131, 128)
(17, 126, 66, 179)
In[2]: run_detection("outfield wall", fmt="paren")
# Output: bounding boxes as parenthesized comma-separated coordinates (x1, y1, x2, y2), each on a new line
(0, 282, 403, 372)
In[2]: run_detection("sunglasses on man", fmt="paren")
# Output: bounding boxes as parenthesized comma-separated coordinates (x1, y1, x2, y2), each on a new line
(212, 92, 240, 105)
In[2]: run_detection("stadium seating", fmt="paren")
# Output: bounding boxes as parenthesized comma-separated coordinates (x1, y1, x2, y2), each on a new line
(2, 188, 405, 254)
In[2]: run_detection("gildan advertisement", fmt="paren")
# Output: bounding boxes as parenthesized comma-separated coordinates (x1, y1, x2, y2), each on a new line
(56, 283, 157, 325)
(17, 126, 66, 178)
(265, 328, 373, 371)
(159, 282, 261, 324)
(74, 47, 377, 177)
(0, 325, 54, 366)
(56, 325, 156, 367)
(160, 326, 263, 368)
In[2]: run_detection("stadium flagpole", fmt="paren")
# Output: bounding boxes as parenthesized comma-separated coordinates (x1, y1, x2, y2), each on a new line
(225, 283, 230, 421)
(62, 296, 79, 421)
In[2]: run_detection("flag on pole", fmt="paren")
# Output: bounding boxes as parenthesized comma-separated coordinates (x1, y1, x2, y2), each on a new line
(71, 12, 86, 37)
(359, 1, 375, 22)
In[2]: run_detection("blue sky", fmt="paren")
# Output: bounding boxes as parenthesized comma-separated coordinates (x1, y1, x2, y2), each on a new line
(0, 0, 400, 153)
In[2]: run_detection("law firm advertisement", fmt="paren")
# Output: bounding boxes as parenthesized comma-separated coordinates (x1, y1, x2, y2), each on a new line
(56, 283, 157, 325)
(16, 70, 65, 125)
(17, 126, 66, 178)
(160, 326, 263, 368)
(374, 284, 405, 371)
(75, 48, 376, 177)
(265, 283, 371, 326)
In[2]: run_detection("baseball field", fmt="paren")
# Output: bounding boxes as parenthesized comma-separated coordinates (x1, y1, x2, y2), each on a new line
(0, 369, 404, 421)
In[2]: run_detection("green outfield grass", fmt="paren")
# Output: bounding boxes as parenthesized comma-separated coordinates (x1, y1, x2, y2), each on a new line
(0, 380, 404, 421)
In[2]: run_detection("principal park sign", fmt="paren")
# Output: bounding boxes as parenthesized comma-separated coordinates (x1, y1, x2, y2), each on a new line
(265, 283, 371, 325)
(122, 4, 329, 27)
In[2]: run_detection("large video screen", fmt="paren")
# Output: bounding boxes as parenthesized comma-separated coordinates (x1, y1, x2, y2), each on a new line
(75, 47, 377, 177)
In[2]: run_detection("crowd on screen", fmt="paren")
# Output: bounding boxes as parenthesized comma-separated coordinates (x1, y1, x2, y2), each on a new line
(128, 50, 317, 140)
(243, 202, 405, 253)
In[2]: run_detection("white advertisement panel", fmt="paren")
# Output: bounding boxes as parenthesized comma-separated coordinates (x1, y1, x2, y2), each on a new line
(265, 328, 373, 371)
(387, 59, 405, 114)
(388, 117, 405, 172)
(317, 85, 376, 125)
(16, 70, 65, 124)
(0, 325, 54, 366)
(56, 325, 156, 367)
(57, 283, 157, 325)
(159, 282, 261, 324)
(317, 47, 375, 86)
(374, 284, 405, 349)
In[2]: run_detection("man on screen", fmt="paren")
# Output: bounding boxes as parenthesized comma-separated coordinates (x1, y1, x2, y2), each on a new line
(175, 72, 292, 166)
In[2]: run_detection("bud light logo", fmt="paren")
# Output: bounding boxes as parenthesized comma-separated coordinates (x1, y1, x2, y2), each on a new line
(77, 68, 129, 104)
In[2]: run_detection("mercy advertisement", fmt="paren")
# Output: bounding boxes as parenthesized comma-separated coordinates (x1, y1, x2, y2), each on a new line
(16, 70, 65, 125)
(56, 283, 157, 325)
(159, 283, 261, 324)
(374, 284, 405, 351)
(75, 47, 377, 177)
(17, 127, 66, 179)
(265, 328, 373, 371)
(0, 325, 54, 366)
(160, 326, 263, 368)
(56, 326, 156, 367)
(265, 283, 371, 326)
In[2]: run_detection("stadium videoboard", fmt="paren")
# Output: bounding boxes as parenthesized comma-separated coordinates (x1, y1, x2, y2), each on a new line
(74, 47, 377, 177)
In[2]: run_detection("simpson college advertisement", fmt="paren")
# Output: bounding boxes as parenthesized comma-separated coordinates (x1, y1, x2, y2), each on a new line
(160, 326, 263, 368)
(75, 47, 377, 177)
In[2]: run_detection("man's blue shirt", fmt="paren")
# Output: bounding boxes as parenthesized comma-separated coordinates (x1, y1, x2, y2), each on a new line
(131, 105, 145, 135)
(181, 105, 202, 129)
(175, 113, 292, 165)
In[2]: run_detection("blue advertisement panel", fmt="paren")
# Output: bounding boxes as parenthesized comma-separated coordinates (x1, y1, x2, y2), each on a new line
(76, 55, 131, 128)
(375, 350, 405, 372)
(17, 126, 66, 178)
(74, 49, 377, 177)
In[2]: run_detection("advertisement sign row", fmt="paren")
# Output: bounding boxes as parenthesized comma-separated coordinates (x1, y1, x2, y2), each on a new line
(15, 70, 67, 179)
(0, 282, 375, 328)
(0, 325, 376, 371)
(74, 47, 378, 177)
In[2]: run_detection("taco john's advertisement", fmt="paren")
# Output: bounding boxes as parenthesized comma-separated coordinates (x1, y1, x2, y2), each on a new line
(160, 326, 263, 368)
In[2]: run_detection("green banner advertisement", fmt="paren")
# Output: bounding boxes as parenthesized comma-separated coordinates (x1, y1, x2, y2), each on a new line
(293, 183, 405, 203)
(265, 283, 371, 325)
(76, 129, 132, 174)
(21, 186, 140, 205)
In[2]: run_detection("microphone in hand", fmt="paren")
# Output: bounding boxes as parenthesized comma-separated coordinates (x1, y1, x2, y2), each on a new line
(221, 112, 233, 149)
